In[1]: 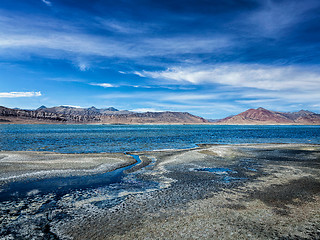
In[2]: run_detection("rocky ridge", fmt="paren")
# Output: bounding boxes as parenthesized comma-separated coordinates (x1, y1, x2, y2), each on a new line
(0, 106, 208, 124)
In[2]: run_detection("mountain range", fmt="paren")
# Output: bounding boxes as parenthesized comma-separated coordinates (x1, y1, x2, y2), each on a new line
(0, 106, 319, 125)
(0, 105, 207, 124)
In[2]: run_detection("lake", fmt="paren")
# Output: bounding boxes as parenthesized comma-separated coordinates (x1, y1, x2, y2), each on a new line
(1, 124, 319, 153)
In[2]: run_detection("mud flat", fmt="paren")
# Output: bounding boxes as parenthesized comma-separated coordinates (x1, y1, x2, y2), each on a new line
(1, 144, 320, 239)
(0, 151, 135, 186)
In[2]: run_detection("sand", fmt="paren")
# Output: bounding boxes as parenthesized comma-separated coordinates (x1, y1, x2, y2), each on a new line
(0, 151, 135, 186)
(1, 144, 320, 239)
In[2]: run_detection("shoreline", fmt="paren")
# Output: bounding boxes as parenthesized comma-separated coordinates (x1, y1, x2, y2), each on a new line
(1, 143, 320, 184)
(1, 143, 319, 184)
(0, 151, 136, 186)
(1, 143, 320, 239)
(62, 143, 320, 239)
(1, 121, 320, 125)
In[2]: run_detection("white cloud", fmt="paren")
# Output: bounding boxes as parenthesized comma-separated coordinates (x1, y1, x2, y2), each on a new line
(0, 91, 42, 98)
(162, 94, 220, 101)
(0, 11, 233, 61)
(235, 99, 278, 104)
(90, 83, 116, 88)
(90, 82, 178, 89)
(245, 0, 320, 37)
(243, 91, 320, 104)
(132, 64, 320, 114)
(0, 33, 229, 59)
(139, 64, 320, 91)
(46, 77, 84, 82)
(130, 108, 164, 113)
(133, 71, 145, 77)
(141, 36, 232, 55)
(62, 105, 82, 108)
(78, 63, 89, 71)
(151, 102, 246, 116)
(96, 18, 148, 34)
(41, 0, 52, 6)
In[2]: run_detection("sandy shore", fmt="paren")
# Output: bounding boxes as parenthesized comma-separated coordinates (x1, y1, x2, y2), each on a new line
(0, 151, 136, 186)
(107, 144, 320, 239)
(1, 144, 320, 239)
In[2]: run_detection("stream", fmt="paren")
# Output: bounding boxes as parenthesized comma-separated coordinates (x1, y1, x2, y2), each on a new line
(0, 154, 151, 202)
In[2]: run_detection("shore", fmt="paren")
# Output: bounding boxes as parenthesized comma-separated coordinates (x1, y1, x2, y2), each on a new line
(1, 144, 320, 239)
(0, 151, 136, 186)
(1, 121, 320, 125)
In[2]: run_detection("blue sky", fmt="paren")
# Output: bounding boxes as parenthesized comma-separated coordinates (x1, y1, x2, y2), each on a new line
(0, 0, 320, 118)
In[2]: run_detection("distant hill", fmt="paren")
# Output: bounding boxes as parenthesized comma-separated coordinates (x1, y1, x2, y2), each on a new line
(0, 106, 208, 124)
(216, 107, 320, 125)
(36, 106, 131, 116)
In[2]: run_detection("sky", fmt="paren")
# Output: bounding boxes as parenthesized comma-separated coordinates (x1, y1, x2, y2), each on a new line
(0, 0, 320, 118)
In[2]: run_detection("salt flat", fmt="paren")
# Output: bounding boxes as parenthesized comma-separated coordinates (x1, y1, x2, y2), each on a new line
(0, 151, 135, 186)
(1, 144, 320, 239)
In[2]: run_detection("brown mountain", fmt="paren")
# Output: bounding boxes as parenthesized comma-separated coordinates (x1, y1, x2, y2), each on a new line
(0, 106, 208, 124)
(217, 107, 320, 125)
(36, 106, 132, 116)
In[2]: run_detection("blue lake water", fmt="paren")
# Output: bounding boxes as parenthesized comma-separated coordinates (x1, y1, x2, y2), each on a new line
(0, 124, 320, 153)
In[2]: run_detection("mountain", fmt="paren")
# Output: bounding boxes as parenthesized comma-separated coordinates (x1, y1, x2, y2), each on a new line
(99, 111, 208, 124)
(1, 105, 319, 125)
(0, 106, 208, 124)
(37, 105, 47, 110)
(37, 106, 134, 116)
(217, 107, 320, 125)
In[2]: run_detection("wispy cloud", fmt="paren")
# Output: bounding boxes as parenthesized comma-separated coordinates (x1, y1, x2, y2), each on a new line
(235, 99, 279, 104)
(132, 64, 320, 114)
(138, 64, 320, 91)
(130, 108, 164, 113)
(162, 94, 220, 102)
(0, 34, 231, 61)
(132, 71, 145, 77)
(61, 105, 82, 108)
(96, 18, 151, 34)
(244, 0, 320, 37)
(89, 81, 191, 90)
(141, 36, 232, 55)
(78, 63, 90, 72)
(90, 83, 117, 88)
(0, 91, 42, 98)
(0, 10, 233, 63)
(151, 102, 246, 115)
(41, 0, 52, 7)
(243, 90, 320, 104)
(46, 77, 85, 82)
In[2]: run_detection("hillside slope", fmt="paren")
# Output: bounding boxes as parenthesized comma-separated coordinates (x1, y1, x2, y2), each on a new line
(217, 107, 320, 125)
